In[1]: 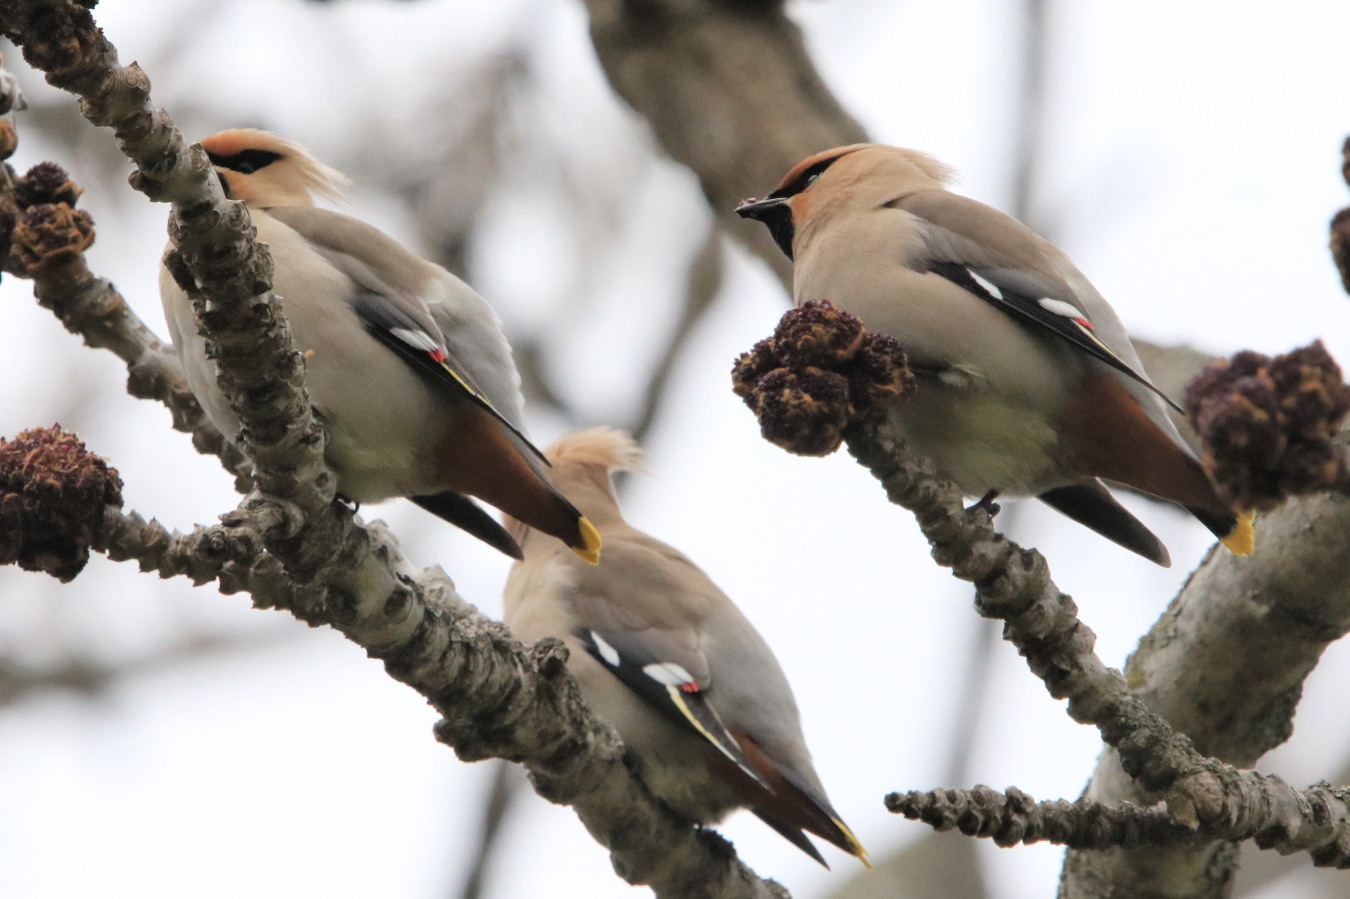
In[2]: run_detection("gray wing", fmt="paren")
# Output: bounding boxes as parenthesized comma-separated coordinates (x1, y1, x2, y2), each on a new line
(567, 536, 768, 786)
(265, 205, 542, 456)
(570, 534, 854, 862)
(893, 190, 1183, 413)
(424, 276, 530, 435)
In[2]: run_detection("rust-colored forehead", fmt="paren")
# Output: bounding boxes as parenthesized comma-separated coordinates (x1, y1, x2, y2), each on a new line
(772, 143, 872, 191)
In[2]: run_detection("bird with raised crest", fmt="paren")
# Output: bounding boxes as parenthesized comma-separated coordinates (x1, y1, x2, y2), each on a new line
(160, 129, 600, 563)
(504, 427, 868, 867)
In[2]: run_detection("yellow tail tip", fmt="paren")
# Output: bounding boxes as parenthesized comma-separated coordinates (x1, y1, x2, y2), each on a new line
(572, 516, 602, 565)
(832, 816, 871, 867)
(1220, 509, 1256, 556)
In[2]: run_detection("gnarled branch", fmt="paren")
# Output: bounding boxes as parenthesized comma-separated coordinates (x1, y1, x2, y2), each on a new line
(0, 3, 787, 894)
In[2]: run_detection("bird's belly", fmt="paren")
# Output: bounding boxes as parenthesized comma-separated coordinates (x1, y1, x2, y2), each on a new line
(288, 304, 458, 503)
(794, 254, 1074, 497)
(894, 379, 1062, 497)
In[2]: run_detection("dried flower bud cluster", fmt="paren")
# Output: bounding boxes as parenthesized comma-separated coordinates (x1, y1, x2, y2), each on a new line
(1185, 340, 1350, 510)
(16, 161, 82, 208)
(1332, 136, 1350, 295)
(0, 52, 22, 160)
(4, 161, 94, 275)
(732, 300, 914, 456)
(0, 426, 122, 581)
(1332, 208, 1350, 296)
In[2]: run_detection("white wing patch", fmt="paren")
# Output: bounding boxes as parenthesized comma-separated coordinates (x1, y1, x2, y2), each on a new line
(1037, 297, 1089, 323)
(389, 326, 441, 353)
(590, 631, 622, 667)
(967, 268, 1004, 299)
(642, 661, 697, 687)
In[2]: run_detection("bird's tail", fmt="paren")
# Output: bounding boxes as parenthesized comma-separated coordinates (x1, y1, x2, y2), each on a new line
(725, 735, 870, 869)
(434, 409, 602, 564)
(1188, 506, 1256, 556)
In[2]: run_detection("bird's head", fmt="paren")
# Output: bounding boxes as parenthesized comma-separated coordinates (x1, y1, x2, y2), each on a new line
(199, 129, 350, 207)
(736, 144, 953, 259)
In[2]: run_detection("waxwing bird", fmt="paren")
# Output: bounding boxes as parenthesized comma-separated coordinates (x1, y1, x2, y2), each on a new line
(737, 144, 1254, 566)
(160, 129, 600, 564)
(503, 428, 867, 867)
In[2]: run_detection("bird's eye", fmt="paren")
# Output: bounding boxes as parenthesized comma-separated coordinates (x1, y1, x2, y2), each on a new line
(208, 148, 283, 176)
(805, 172, 820, 187)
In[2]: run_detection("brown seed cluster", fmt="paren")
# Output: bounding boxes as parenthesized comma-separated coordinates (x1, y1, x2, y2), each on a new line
(732, 300, 914, 456)
(0, 426, 123, 582)
(1185, 340, 1350, 511)
(15, 161, 83, 208)
(1332, 136, 1350, 296)
(1331, 208, 1350, 296)
(4, 161, 94, 276)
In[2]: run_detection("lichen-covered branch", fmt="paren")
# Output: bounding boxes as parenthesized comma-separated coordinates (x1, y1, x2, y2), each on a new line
(98, 495, 787, 899)
(592, 1, 1350, 891)
(1, 3, 789, 894)
(843, 416, 1350, 869)
(1061, 479, 1350, 892)
(2, 0, 331, 565)
(731, 305, 1350, 865)
(0, 157, 248, 481)
(886, 785, 1197, 851)
(1056, 157, 1350, 899)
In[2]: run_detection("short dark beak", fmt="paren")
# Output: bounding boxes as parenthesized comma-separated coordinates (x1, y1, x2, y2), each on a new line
(735, 196, 788, 221)
(734, 196, 795, 260)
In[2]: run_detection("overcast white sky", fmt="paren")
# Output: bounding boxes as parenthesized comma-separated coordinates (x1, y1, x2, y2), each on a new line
(2, 1, 1350, 897)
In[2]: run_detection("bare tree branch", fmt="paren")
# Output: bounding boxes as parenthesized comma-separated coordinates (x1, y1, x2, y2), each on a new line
(0, 158, 250, 484)
(732, 297, 1350, 873)
(842, 416, 1350, 868)
(630, 221, 724, 445)
(583, 0, 866, 282)
(586, 3, 1350, 893)
(0, 4, 790, 894)
(453, 761, 522, 899)
(888, 784, 1195, 851)
(0, 627, 298, 706)
(97, 498, 788, 898)
(1060, 488, 1350, 893)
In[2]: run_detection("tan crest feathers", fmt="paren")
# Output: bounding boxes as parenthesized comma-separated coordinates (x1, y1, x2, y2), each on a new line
(200, 128, 350, 205)
(896, 147, 958, 185)
(838, 145, 957, 186)
(545, 427, 645, 474)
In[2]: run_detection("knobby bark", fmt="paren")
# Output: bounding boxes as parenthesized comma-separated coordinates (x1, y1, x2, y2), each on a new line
(842, 417, 1350, 866)
(887, 785, 1196, 852)
(0, 3, 788, 895)
(1061, 488, 1350, 896)
(1058, 160, 1350, 898)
